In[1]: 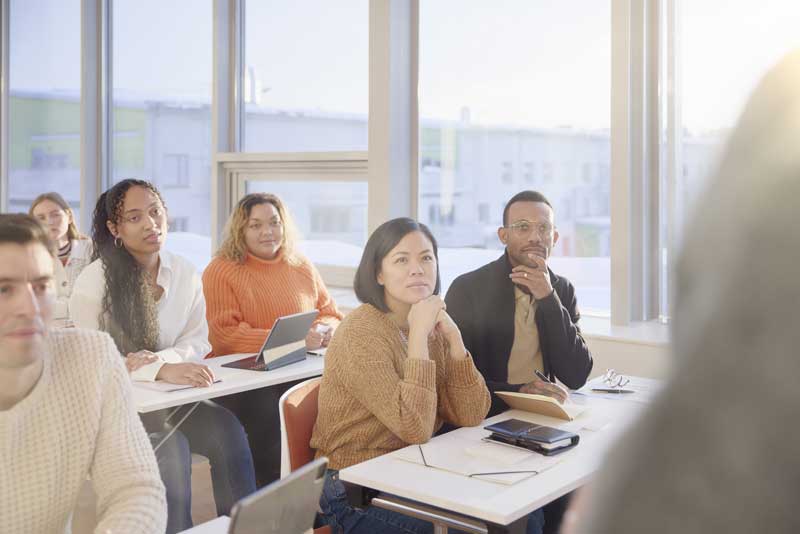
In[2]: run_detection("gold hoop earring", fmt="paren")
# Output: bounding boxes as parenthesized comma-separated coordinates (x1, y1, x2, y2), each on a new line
(114, 237, 123, 248)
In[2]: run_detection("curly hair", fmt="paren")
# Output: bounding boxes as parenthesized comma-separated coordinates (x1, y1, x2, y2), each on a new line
(91, 179, 165, 355)
(215, 193, 300, 264)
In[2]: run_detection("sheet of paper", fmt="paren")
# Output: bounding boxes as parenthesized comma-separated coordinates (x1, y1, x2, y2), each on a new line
(393, 430, 566, 485)
(576, 375, 664, 404)
(134, 378, 222, 393)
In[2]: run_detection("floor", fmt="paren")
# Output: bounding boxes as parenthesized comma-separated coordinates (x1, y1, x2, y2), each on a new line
(73, 455, 217, 533)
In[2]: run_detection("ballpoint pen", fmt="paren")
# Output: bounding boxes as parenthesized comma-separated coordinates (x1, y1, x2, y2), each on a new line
(534, 369, 552, 383)
(590, 388, 635, 394)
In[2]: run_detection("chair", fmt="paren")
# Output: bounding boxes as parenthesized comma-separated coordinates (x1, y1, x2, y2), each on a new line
(279, 376, 323, 476)
(278, 376, 331, 534)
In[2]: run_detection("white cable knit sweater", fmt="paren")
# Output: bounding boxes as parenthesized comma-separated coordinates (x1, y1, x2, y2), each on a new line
(0, 328, 166, 534)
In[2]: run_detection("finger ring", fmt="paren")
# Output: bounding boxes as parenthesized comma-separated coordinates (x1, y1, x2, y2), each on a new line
(524, 272, 528, 278)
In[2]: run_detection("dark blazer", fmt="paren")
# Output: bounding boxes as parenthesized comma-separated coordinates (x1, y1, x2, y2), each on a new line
(445, 252, 593, 416)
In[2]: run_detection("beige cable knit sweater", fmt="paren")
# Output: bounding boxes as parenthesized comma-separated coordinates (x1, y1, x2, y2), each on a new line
(0, 328, 166, 534)
(311, 303, 491, 470)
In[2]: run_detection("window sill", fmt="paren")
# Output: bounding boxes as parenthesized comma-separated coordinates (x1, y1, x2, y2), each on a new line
(330, 285, 670, 348)
(580, 316, 670, 347)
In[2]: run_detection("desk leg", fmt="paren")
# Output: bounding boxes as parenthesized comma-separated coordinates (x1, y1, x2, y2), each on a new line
(487, 517, 527, 534)
(152, 402, 201, 453)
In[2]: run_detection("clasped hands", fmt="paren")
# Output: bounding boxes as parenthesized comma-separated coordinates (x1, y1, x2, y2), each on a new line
(407, 295, 467, 360)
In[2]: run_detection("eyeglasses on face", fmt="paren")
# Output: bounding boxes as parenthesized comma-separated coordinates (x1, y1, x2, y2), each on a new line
(505, 220, 554, 238)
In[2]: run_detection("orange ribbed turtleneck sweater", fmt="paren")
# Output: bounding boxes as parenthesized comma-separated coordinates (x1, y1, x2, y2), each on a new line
(202, 251, 343, 357)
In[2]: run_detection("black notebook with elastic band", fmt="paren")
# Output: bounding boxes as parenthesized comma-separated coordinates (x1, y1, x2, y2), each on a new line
(484, 418, 579, 456)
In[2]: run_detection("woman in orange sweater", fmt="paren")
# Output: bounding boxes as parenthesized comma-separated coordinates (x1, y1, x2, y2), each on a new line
(203, 192, 342, 356)
(203, 192, 342, 485)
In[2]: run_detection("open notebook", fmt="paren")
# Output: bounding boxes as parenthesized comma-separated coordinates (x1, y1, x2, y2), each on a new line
(496, 391, 587, 421)
(393, 430, 565, 485)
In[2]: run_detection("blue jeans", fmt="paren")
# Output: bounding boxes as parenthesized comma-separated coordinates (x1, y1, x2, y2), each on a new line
(319, 471, 544, 534)
(146, 401, 257, 534)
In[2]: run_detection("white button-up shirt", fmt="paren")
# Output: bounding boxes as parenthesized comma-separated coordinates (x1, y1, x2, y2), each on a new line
(52, 239, 93, 320)
(70, 250, 211, 381)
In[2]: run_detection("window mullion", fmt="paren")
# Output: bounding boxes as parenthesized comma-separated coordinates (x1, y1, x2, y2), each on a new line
(211, 0, 243, 250)
(0, 0, 9, 212)
(80, 0, 110, 234)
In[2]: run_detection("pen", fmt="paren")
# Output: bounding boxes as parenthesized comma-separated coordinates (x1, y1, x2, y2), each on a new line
(591, 388, 635, 394)
(534, 370, 553, 383)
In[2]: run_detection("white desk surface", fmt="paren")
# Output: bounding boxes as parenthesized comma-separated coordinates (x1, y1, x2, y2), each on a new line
(339, 393, 647, 527)
(133, 353, 325, 413)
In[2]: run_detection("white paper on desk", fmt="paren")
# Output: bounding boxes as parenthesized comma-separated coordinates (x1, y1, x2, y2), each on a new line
(393, 433, 564, 485)
(134, 378, 222, 393)
(577, 376, 664, 404)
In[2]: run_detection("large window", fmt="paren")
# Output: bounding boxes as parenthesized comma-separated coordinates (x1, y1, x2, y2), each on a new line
(243, 0, 368, 152)
(7, 1, 792, 328)
(673, 0, 800, 232)
(245, 180, 367, 248)
(112, 0, 213, 236)
(8, 0, 81, 221)
(659, 0, 800, 318)
(419, 0, 611, 312)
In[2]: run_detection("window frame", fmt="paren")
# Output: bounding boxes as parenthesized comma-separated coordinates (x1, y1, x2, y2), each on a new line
(0, 0, 676, 326)
(214, 151, 368, 286)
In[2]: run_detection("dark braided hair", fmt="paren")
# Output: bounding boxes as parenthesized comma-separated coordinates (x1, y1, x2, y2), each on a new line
(91, 179, 165, 355)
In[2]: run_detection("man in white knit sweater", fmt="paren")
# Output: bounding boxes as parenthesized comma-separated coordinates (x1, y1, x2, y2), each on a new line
(0, 214, 166, 533)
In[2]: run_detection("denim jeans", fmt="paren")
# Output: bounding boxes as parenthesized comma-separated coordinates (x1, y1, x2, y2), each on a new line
(319, 471, 544, 534)
(146, 400, 257, 534)
(319, 471, 433, 534)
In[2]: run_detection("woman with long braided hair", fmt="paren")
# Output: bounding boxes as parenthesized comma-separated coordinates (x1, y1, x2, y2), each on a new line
(70, 179, 256, 533)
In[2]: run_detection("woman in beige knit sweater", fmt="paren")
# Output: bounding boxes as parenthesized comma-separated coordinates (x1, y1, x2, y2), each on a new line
(311, 217, 491, 534)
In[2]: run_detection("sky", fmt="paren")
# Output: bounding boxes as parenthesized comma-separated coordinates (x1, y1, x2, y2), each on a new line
(8, 0, 800, 133)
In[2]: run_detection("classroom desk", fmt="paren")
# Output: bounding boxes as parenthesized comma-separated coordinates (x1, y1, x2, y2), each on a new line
(339, 390, 650, 534)
(132, 353, 325, 413)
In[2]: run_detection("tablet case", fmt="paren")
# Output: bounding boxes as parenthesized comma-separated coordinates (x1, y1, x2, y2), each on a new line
(484, 418, 579, 456)
(222, 310, 318, 372)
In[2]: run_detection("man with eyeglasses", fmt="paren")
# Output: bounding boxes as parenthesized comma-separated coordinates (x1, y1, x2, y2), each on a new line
(445, 190, 593, 533)
(446, 190, 592, 414)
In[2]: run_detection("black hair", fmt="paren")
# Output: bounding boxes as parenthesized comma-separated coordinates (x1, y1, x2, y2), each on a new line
(91, 179, 165, 355)
(354, 217, 441, 312)
(502, 190, 553, 226)
(0, 213, 56, 256)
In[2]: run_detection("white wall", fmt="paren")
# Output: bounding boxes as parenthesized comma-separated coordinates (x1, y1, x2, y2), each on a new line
(585, 336, 671, 380)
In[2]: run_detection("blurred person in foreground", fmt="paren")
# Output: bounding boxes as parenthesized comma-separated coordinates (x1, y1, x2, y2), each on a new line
(563, 50, 800, 534)
(0, 214, 165, 533)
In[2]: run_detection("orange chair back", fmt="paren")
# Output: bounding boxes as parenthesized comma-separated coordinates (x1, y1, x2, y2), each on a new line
(283, 377, 322, 472)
